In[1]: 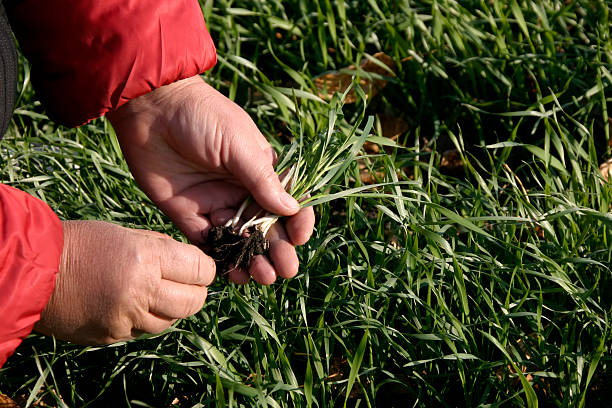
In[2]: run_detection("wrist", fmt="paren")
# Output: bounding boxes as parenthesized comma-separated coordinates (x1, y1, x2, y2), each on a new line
(107, 76, 204, 123)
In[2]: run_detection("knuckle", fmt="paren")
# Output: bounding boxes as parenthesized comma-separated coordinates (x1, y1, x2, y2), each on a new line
(124, 240, 151, 270)
(257, 164, 278, 185)
(103, 320, 133, 344)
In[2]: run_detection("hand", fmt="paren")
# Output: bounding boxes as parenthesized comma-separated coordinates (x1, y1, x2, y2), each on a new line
(34, 221, 215, 345)
(107, 76, 315, 285)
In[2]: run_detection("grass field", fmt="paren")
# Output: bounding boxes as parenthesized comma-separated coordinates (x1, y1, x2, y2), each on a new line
(1, 0, 611, 406)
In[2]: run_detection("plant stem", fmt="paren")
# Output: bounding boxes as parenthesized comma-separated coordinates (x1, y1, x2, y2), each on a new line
(229, 164, 297, 237)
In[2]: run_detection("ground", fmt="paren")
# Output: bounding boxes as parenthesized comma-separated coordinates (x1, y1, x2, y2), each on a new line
(0, 1, 611, 406)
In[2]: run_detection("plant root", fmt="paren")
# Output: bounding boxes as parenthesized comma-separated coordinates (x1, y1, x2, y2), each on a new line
(201, 226, 269, 275)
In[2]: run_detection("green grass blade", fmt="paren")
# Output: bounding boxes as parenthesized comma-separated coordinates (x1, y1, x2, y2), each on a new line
(343, 330, 368, 408)
(481, 331, 538, 408)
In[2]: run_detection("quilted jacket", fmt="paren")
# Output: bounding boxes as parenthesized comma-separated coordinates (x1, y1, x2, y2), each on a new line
(0, 0, 217, 367)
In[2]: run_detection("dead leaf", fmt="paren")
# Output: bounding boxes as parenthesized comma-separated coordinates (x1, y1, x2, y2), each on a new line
(440, 149, 463, 169)
(314, 52, 396, 103)
(0, 394, 20, 408)
(363, 114, 410, 153)
(359, 162, 386, 184)
(380, 115, 410, 140)
(599, 157, 612, 181)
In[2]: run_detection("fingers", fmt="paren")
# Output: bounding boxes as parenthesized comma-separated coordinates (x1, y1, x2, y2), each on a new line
(227, 255, 278, 285)
(135, 231, 212, 337)
(285, 207, 316, 246)
(159, 181, 248, 243)
(248, 256, 277, 285)
(226, 138, 300, 218)
(158, 236, 216, 286)
(210, 208, 236, 227)
(217, 96, 295, 217)
(166, 213, 211, 244)
(149, 280, 208, 319)
(240, 222, 299, 284)
(134, 314, 176, 336)
(228, 266, 251, 285)
(266, 223, 300, 280)
(218, 209, 312, 284)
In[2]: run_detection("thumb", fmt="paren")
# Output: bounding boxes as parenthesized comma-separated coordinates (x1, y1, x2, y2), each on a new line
(227, 140, 299, 217)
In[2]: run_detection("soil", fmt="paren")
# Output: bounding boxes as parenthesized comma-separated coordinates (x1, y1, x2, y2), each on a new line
(201, 226, 268, 275)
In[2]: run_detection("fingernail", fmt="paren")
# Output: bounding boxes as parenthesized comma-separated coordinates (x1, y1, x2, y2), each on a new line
(281, 193, 299, 213)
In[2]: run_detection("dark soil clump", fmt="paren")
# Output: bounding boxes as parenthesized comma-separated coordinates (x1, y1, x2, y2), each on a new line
(202, 226, 268, 274)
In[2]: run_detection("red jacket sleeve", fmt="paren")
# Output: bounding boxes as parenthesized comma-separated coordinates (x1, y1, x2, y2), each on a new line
(0, 184, 63, 368)
(8, 0, 217, 127)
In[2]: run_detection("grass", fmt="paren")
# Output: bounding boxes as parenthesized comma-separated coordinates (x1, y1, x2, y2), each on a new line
(1, 0, 611, 406)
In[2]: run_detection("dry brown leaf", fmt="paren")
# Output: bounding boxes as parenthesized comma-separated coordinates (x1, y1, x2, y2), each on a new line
(380, 114, 410, 140)
(599, 157, 612, 181)
(363, 114, 410, 153)
(0, 394, 20, 408)
(358, 162, 386, 184)
(362, 142, 380, 154)
(440, 149, 463, 169)
(314, 52, 396, 103)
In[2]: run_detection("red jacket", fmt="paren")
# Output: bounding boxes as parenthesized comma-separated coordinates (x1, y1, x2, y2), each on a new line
(0, 0, 217, 367)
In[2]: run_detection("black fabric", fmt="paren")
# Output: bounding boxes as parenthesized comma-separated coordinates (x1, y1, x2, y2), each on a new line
(0, 5, 17, 140)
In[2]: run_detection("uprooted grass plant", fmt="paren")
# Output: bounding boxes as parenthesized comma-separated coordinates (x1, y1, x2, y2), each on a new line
(1, 0, 611, 407)
(204, 87, 399, 273)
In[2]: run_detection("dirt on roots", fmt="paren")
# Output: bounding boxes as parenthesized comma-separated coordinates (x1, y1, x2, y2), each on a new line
(201, 226, 268, 275)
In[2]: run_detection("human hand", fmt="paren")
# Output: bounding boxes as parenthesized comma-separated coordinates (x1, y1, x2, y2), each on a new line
(107, 76, 315, 285)
(34, 221, 215, 345)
